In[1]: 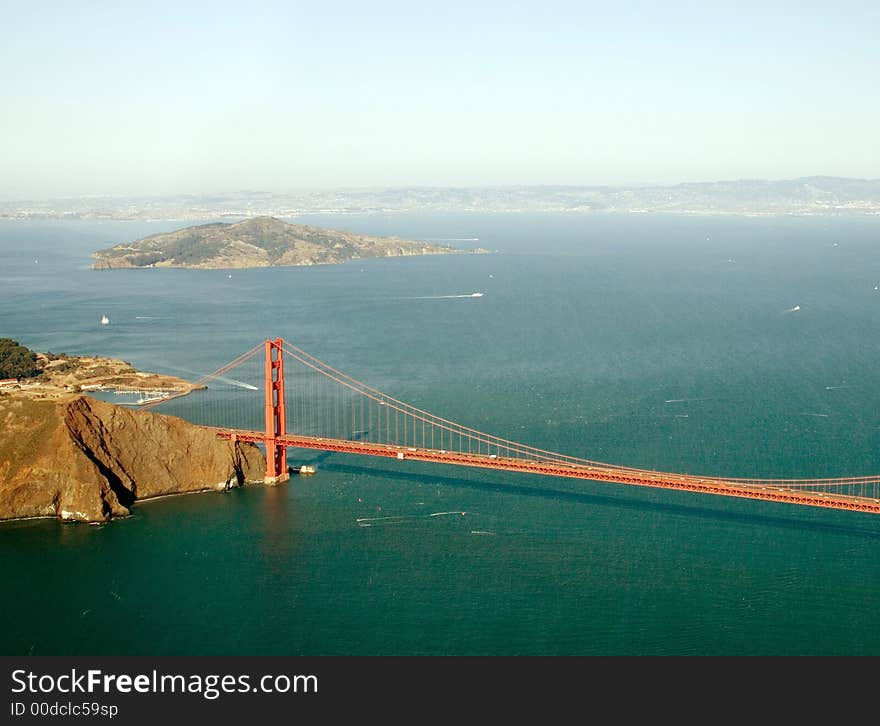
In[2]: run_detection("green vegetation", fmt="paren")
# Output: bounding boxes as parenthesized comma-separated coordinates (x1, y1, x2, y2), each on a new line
(0, 338, 39, 380)
(159, 235, 224, 265)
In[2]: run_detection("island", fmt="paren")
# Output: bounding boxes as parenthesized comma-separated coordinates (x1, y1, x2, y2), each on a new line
(91, 215, 483, 269)
(0, 339, 265, 524)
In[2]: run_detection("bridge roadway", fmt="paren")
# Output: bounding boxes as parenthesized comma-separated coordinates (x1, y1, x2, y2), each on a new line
(213, 428, 880, 515)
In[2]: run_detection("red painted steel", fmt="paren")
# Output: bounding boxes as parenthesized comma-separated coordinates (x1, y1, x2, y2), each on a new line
(215, 428, 880, 515)
(147, 337, 877, 514)
(263, 338, 288, 482)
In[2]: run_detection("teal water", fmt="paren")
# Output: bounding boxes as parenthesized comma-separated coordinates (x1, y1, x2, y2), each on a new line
(1, 213, 880, 655)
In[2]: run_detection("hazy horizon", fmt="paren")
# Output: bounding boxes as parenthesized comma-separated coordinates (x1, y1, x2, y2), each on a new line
(3, 2, 878, 199)
(3, 174, 880, 205)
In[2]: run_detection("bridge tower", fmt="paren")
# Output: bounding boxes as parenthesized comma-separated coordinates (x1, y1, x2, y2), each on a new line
(264, 338, 289, 483)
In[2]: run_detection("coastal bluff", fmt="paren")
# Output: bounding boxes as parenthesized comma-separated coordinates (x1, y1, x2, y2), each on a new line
(0, 395, 265, 523)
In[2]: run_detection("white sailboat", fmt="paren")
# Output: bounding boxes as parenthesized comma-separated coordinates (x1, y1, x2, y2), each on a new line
(100, 315, 109, 325)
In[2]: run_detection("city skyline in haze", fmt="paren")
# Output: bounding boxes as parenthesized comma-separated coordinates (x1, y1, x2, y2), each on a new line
(2, 1, 878, 200)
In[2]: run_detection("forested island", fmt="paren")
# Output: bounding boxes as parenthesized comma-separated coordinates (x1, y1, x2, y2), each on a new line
(91, 216, 481, 269)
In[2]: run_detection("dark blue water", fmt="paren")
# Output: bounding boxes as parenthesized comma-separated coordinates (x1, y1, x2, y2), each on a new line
(2, 213, 880, 654)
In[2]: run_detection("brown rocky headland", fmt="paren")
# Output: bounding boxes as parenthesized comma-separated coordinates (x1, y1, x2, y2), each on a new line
(0, 341, 266, 524)
(0, 394, 266, 524)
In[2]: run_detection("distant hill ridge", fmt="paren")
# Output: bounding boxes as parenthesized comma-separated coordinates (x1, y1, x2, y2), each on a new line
(91, 216, 479, 269)
(7, 176, 880, 220)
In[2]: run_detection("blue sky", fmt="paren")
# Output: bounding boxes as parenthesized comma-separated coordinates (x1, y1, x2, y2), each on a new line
(2, 1, 877, 198)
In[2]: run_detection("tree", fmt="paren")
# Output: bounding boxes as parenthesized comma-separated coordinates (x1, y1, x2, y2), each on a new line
(0, 339, 39, 379)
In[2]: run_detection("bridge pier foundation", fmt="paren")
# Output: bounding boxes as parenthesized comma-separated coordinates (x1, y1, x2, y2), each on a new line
(264, 469, 289, 486)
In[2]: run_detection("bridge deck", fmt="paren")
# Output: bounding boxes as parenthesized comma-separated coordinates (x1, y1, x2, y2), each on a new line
(214, 429, 880, 515)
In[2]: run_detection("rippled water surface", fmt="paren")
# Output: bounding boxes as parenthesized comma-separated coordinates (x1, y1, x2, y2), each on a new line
(2, 213, 879, 654)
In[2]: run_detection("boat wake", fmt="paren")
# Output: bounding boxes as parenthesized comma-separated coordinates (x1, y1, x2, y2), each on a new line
(404, 292, 484, 300)
(213, 376, 259, 391)
(356, 511, 467, 527)
(161, 364, 258, 390)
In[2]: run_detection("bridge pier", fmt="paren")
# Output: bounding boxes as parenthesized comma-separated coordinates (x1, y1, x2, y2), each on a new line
(264, 338, 289, 484)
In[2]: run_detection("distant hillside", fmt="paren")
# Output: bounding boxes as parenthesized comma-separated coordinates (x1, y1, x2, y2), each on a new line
(6, 176, 880, 221)
(91, 216, 478, 269)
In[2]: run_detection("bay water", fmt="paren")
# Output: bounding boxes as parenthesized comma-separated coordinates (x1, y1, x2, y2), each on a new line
(1, 212, 879, 655)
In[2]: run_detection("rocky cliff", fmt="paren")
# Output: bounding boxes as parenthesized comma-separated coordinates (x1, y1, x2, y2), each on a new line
(0, 395, 266, 523)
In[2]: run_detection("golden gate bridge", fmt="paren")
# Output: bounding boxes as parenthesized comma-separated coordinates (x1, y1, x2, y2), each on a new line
(146, 338, 880, 515)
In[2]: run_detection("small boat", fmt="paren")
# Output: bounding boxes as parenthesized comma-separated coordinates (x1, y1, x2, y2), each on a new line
(298, 465, 317, 476)
(100, 315, 109, 325)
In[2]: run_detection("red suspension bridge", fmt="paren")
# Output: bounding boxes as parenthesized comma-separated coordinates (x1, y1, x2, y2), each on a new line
(147, 338, 880, 515)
